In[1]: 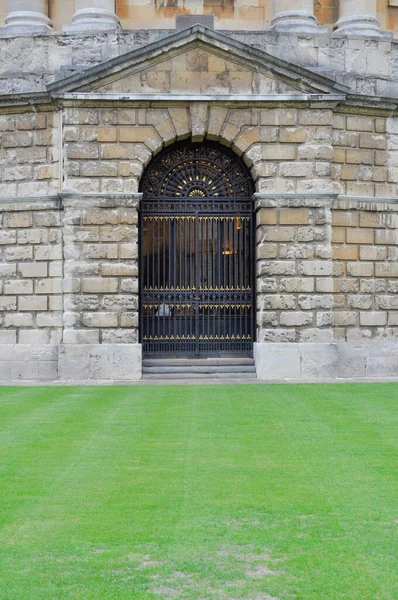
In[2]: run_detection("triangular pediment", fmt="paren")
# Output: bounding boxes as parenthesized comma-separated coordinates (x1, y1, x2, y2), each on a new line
(48, 25, 348, 97)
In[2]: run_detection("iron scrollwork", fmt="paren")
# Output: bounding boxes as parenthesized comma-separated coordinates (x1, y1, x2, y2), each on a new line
(141, 142, 254, 199)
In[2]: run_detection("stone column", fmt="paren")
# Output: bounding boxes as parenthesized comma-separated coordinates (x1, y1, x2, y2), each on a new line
(65, 0, 120, 32)
(269, 0, 326, 33)
(1, 0, 53, 35)
(333, 0, 384, 36)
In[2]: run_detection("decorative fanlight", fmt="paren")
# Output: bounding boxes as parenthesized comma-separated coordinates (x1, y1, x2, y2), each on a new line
(141, 142, 254, 199)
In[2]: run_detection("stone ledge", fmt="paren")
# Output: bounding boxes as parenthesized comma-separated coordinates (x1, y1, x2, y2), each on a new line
(254, 341, 398, 380)
(58, 343, 142, 380)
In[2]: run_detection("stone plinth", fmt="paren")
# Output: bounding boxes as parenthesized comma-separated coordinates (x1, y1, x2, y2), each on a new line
(270, 10, 327, 34)
(269, 0, 326, 33)
(0, 0, 52, 35)
(64, 0, 120, 32)
(333, 0, 386, 36)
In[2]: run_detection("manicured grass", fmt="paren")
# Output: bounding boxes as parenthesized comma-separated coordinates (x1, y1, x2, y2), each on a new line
(0, 384, 397, 599)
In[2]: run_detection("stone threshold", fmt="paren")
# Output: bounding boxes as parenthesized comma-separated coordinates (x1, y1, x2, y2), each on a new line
(1, 378, 398, 386)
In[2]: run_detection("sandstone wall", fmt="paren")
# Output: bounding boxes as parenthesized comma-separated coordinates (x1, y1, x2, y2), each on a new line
(0, 112, 59, 198)
(0, 31, 397, 98)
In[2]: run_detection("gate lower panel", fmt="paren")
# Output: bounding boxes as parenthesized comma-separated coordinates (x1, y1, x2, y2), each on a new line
(140, 199, 254, 356)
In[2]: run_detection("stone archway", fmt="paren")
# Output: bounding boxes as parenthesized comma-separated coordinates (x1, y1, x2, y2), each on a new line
(139, 141, 255, 357)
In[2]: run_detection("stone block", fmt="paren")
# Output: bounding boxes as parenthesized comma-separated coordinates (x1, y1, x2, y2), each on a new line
(63, 329, 100, 344)
(333, 311, 358, 326)
(346, 262, 374, 277)
(262, 145, 296, 160)
(257, 209, 277, 225)
(359, 246, 387, 260)
(332, 130, 358, 147)
(297, 144, 333, 161)
(359, 134, 386, 150)
(366, 356, 398, 377)
(5, 213, 32, 228)
(298, 110, 332, 126)
(279, 127, 307, 143)
(18, 262, 48, 278)
(83, 209, 118, 225)
(375, 264, 398, 277)
(38, 361, 58, 380)
(3, 131, 32, 148)
(9, 361, 39, 380)
(257, 261, 296, 276)
(376, 296, 398, 309)
(375, 230, 398, 245)
(333, 245, 359, 260)
(298, 261, 332, 276)
(58, 343, 142, 380)
(346, 116, 374, 132)
(36, 312, 63, 327)
(3, 279, 33, 295)
(254, 342, 300, 380)
(0, 264, 17, 277)
(360, 311, 387, 326)
(279, 278, 314, 293)
(0, 230, 17, 245)
(19, 330, 49, 344)
(119, 244, 138, 259)
(278, 208, 309, 226)
(97, 128, 117, 142)
(332, 228, 345, 243)
(34, 245, 62, 261)
(346, 229, 374, 244)
(261, 227, 295, 242)
(67, 143, 99, 160)
(337, 342, 367, 378)
(300, 343, 338, 379)
(280, 312, 313, 326)
(345, 149, 373, 165)
(35, 278, 62, 294)
(0, 330, 17, 344)
(82, 312, 118, 328)
(81, 161, 118, 177)
(82, 278, 119, 293)
(18, 296, 47, 311)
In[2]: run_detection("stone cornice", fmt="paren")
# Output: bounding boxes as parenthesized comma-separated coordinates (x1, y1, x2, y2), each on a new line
(254, 193, 398, 212)
(59, 192, 142, 209)
(254, 193, 337, 209)
(0, 192, 142, 210)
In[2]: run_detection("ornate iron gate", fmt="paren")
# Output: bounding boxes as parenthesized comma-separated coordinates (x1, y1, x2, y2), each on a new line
(139, 143, 254, 356)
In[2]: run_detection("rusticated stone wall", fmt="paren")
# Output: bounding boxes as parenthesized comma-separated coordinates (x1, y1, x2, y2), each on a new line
(62, 194, 139, 346)
(0, 112, 59, 198)
(255, 196, 333, 344)
(332, 113, 392, 197)
(0, 197, 62, 380)
(332, 199, 398, 339)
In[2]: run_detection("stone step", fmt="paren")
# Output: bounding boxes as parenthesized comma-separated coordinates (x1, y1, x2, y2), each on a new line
(143, 365, 256, 374)
(143, 357, 254, 367)
(143, 372, 258, 380)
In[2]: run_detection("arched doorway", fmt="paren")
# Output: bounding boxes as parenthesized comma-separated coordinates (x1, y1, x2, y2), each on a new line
(139, 141, 255, 357)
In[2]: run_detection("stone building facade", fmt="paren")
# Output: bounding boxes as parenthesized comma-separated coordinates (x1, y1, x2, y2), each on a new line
(1, 1, 398, 381)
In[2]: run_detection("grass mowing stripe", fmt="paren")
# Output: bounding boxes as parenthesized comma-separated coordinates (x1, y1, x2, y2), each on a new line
(0, 384, 397, 600)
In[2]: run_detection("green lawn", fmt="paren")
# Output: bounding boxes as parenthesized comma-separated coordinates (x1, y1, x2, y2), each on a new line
(0, 384, 397, 600)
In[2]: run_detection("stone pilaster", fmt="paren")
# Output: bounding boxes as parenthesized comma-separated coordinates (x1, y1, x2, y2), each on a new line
(333, 0, 385, 36)
(64, 0, 120, 32)
(0, 0, 52, 35)
(269, 0, 326, 34)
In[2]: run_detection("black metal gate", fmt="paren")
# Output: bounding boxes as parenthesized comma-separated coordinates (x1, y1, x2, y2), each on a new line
(139, 142, 254, 356)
